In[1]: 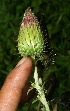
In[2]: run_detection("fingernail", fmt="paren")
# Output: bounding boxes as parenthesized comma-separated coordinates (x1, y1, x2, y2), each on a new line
(15, 56, 28, 68)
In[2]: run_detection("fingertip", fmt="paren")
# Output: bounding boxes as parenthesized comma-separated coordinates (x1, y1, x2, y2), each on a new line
(15, 56, 28, 68)
(16, 56, 33, 68)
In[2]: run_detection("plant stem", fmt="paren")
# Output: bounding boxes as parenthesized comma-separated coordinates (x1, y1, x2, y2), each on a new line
(32, 66, 50, 111)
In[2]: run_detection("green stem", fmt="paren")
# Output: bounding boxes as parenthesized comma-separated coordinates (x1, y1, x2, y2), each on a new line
(32, 66, 50, 111)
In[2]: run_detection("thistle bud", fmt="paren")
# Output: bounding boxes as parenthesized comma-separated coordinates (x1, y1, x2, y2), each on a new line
(18, 7, 44, 58)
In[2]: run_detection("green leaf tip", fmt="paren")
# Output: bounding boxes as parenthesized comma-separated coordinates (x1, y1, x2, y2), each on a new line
(18, 7, 44, 58)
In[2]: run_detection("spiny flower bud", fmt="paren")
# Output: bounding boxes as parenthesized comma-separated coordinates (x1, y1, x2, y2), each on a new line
(18, 7, 44, 58)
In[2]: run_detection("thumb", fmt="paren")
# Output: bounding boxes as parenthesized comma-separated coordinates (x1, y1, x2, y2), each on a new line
(0, 57, 32, 111)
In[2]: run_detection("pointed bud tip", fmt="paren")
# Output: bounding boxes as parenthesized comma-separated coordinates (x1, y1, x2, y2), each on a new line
(21, 7, 38, 26)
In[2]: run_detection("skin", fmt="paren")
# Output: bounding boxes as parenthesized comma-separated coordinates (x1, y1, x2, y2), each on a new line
(0, 57, 33, 111)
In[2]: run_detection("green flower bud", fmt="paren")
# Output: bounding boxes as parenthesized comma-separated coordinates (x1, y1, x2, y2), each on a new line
(18, 7, 44, 58)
